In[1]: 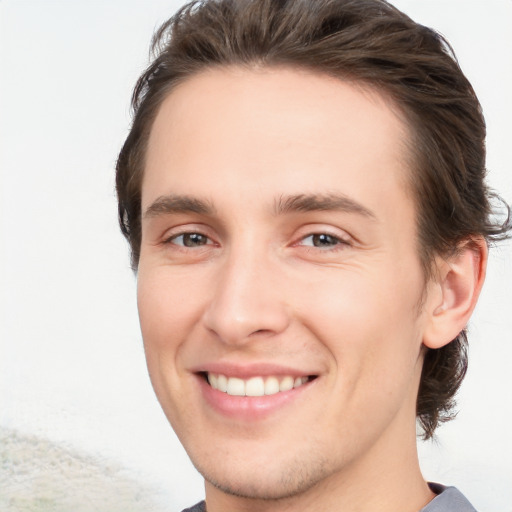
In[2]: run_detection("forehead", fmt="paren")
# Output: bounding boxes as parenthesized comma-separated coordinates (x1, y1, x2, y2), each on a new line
(143, 66, 412, 213)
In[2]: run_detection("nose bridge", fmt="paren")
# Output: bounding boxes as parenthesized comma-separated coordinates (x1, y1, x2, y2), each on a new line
(202, 237, 289, 344)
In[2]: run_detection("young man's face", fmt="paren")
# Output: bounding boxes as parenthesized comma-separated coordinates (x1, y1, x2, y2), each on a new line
(137, 67, 434, 500)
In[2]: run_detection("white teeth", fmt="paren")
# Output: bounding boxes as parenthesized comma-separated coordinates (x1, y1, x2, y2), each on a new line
(226, 377, 245, 396)
(208, 373, 218, 388)
(207, 373, 310, 397)
(279, 376, 294, 392)
(246, 377, 265, 397)
(217, 374, 228, 392)
(264, 376, 280, 395)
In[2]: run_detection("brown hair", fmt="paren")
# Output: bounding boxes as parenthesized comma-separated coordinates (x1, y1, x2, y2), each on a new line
(116, 0, 511, 439)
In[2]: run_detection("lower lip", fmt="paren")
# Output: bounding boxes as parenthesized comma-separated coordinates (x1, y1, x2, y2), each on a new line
(197, 375, 314, 421)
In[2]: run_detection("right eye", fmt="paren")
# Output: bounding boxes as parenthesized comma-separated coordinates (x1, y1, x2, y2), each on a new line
(166, 232, 213, 247)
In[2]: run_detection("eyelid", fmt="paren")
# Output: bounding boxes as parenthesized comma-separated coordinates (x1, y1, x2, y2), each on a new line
(291, 225, 354, 248)
(161, 224, 217, 245)
(166, 233, 214, 246)
(299, 233, 349, 247)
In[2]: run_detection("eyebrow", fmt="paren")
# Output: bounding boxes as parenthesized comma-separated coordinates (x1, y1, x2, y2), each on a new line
(143, 192, 376, 221)
(274, 193, 376, 219)
(143, 194, 215, 219)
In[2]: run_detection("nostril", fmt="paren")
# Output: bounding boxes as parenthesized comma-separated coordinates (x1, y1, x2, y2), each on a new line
(250, 329, 273, 336)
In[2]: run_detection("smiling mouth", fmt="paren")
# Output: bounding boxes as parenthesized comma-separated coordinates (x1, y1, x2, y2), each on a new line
(204, 373, 316, 397)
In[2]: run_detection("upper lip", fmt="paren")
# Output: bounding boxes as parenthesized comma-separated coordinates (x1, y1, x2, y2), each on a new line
(190, 362, 318, 379)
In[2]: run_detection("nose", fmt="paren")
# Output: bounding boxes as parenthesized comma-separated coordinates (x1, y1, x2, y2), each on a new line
(201, 246, 290, 345)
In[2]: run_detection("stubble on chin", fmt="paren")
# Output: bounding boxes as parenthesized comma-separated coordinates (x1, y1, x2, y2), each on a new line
(195, 452, 334, 502)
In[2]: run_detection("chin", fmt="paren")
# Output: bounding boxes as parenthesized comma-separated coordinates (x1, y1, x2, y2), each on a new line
(192, 449, 336, 501)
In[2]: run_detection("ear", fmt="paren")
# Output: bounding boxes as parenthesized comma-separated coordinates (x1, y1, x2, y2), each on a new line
(423, 238, 488, 349)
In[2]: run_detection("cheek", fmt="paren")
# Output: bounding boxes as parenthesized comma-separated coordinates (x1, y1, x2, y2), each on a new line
(298, 270, 425, 442)
(136, 267, 208, 389)
(138, 267, 200, 339)
(297, 265, 424, 379)
(136, 269, 205, 424)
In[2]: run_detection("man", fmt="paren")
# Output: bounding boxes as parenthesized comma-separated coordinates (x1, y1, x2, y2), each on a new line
(116, 1, 511, 511)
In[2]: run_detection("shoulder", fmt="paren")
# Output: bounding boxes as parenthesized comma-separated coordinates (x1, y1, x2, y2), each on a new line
(181, 501, 206, 512)
(181, 487, 477, 512)
(421, 483, 477, 512)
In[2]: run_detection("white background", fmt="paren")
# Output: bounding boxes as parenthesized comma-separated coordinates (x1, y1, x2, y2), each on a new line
(1, 1, 511, 511)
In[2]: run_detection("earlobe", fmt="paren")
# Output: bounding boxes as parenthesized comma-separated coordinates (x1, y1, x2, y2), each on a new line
(423, 238, 488, 349)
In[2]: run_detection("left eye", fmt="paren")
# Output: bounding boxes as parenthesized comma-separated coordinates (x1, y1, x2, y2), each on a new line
(299, 233, 345, 248)
(169, 233, 211, 247)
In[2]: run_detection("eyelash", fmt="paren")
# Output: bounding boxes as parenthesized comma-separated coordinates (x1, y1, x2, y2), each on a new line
(163, 230, 351, 252)
(163, 232, 214, 248)
(296, 233, 350, 250)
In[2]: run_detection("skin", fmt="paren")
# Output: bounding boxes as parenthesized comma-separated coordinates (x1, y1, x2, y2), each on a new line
(137, 67, 484, 512)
